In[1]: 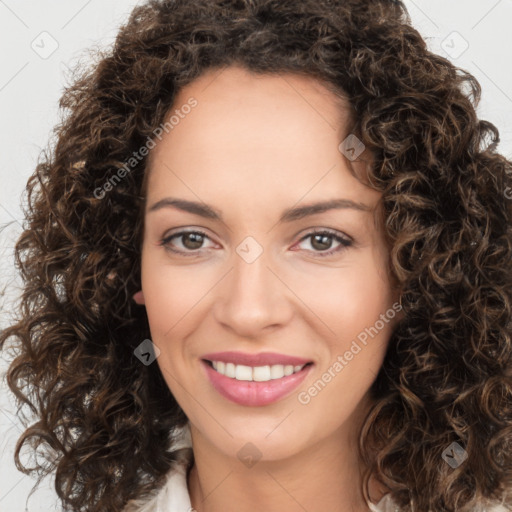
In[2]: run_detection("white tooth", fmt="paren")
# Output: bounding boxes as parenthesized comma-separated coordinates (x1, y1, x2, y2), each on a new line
(225, 362, 236, 378)
(235, 364, 253, 381)
(253, 365, 271, 382)
(212, 361, 304, 381)
(270, 365, 285, 379)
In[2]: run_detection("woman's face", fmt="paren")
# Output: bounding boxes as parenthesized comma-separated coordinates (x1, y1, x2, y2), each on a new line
(138, 65, 401, 462)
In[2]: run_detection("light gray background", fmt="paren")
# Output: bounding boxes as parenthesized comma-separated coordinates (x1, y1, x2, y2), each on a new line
(1, 1, 511, 510)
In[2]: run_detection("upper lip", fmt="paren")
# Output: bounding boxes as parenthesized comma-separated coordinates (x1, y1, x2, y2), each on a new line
(201, 351, 312, 367)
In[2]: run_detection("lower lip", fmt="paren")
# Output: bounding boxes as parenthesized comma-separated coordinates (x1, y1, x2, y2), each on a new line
(201, 360, 313, 407)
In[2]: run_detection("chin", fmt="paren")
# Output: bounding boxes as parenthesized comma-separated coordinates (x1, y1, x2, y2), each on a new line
(202, 414, 315, 463)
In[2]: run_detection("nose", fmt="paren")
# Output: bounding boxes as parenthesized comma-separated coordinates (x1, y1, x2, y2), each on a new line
(213, 245, 293, 339)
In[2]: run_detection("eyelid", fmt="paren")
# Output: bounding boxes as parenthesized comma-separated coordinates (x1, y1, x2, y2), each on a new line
(295, 226, 352, 243)
(160, 228, 216, 252)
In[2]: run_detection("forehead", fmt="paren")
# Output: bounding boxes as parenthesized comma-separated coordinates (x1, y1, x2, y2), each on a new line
(147, 65, 356, 171)
(142, 66, 378, 214)
(145, 64, 370, 187)
(172, 64, 351, 125)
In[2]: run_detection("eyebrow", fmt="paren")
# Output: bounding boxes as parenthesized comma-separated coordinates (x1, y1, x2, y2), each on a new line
(147, 197, 371, 223)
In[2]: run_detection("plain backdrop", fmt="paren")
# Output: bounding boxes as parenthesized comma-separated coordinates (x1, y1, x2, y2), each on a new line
(1, 1, 512, 510)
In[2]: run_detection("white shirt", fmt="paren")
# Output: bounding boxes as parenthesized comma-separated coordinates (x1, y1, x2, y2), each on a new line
(122, 422, 508, 512)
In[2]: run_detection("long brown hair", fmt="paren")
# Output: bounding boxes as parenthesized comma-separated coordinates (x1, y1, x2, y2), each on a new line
(2, 1, 512, 511)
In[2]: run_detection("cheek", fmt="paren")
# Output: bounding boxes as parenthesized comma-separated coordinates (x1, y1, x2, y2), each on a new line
(297, 253, 392, 334)
(140, 251, 210, 335)
(299, 256, 395, 382)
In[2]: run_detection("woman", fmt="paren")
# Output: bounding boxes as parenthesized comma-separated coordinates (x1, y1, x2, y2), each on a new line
(1, 0, 511, 511)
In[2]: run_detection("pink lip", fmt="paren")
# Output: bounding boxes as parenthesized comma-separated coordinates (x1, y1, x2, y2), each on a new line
(201, 351, 312, 366)
(201, 360, 313, 406)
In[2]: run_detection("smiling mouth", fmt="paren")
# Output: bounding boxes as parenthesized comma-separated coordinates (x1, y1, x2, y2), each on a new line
(203, 359, 314, 382)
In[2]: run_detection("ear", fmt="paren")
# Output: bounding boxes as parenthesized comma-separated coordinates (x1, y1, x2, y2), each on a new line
(133, 290, 145, 305)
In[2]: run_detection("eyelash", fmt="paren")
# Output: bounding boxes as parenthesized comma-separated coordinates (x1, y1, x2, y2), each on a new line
(159, 228, 353, 258)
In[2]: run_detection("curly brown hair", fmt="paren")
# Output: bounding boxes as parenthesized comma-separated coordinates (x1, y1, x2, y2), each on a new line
(2, 0, 512, 511)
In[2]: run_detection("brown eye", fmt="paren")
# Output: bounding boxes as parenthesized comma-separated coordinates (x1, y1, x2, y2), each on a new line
(310, 233, 334, 251)
(179, 232, 205, 250)
(294, 229, 353, 258)
(160, 229, 215, 256)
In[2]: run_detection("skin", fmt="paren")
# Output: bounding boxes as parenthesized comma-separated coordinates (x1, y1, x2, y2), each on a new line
(134, 64, 402, 512)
